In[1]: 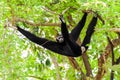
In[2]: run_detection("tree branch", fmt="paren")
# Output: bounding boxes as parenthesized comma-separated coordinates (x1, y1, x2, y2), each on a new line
(51, 57, 62, 80)
(82, 52, 93, 76)
(95, 37, 120, 80)
(68, 57, 86, 80)
(96, 28, 120, 33)
(77, 39, 93, 77)
(15, 17, 60, 27)
(107, 35, 114, 80)
(115, 57, 120, 64)
(42, 6, 59, 15)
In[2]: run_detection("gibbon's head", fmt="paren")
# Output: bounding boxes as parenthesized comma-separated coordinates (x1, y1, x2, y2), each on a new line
(56, 35, 64, 43)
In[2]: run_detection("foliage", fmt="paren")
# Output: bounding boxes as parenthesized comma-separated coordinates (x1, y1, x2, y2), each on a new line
(0, 0, 120, 80)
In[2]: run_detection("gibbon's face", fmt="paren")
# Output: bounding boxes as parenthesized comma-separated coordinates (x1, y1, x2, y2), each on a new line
(56, 35, 64, 43)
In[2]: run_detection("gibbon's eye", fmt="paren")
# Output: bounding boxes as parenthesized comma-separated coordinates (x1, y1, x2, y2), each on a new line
(56, 35, 64, 43)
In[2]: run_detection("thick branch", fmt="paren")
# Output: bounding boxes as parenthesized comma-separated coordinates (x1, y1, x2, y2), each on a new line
(68, 57, 86, 80)
(77, 39, 92, 77)
(107, 36, 114, 80)
(82, 52, 92, 76)
(95, 38, 120, 80)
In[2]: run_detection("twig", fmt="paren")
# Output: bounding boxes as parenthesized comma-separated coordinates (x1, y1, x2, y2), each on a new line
(67, 13, 75, 27)
(42, 6, 59, 15)
(97, 13, 105, 24)
(106, 35, 114, 80)
(82, 10, 105, 24)
(15, 17, 60, 27)
(95, 37, 120, 80)
(95, 28, 120, 33)
(52, 57, 62, 80)
(68, 57, 86, 80)
(61, 7, 70, 15)
(27, 76, 42, 79)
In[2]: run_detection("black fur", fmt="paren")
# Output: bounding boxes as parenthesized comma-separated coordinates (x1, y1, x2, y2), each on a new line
(17, 13, 97, 57)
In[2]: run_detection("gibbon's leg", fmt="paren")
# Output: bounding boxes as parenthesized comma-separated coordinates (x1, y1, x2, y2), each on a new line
(81, 16, 97, 48)
(70, 13, 88, 41)
(60, 16, 82, 57)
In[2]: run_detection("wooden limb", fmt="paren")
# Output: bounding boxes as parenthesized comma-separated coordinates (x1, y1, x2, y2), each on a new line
(42, 6, 59, 15)
(15, 17, 60, 27)
(52, 57, 62, 80)
(67, 13, 75, 27)
(68, 57, 82, 72)
(82, 52, 93, 77)
(61, 7, 70, 15)
(68, 57, 86, 80)
(107, 35, 114, 80)
(96, 28, 120, 33)
(115, 57, 120, 64)
(82, 10, 105, 24)
(77, 39, 93, 77)
(96, 13, 105, 24)
(95, 38, 120, 80)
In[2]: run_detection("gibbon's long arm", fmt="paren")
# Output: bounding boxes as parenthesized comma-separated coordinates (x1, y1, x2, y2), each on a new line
(17, 26, 80, 57)
(17, 26, 64, 53)
(59, 16, 69, 40)
(81, 16, 97, 47)
(70, 13, 88, 41)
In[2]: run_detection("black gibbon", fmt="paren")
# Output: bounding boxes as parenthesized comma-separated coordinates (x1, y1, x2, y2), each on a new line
(17, 13, 97, 57)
